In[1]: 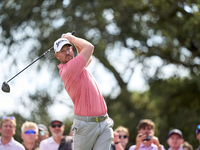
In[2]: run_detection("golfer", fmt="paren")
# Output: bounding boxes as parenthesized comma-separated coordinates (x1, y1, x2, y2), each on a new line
(54, 32, 114, 150)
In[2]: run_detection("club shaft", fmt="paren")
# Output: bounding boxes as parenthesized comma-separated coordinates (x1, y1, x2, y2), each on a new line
(7, 47, 54, 83)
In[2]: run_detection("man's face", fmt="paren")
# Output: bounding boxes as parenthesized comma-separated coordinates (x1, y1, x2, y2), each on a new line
(49, 121, 65, 137)
(21, 127, 38, 144)
(0, 120, 15, 139)
(55, 45, 74, 64)
(138, 125, 154, 136)
(167, 134, 184, 149)
(118, 131, 128, 148)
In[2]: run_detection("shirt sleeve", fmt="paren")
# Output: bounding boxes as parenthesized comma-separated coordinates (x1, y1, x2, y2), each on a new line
(161, 145, 166, 150)
(129, 145, 135, 150)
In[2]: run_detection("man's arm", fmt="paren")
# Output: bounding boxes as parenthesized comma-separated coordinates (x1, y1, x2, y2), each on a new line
(62, 33, 94, 66)
(86, 56, 92, 67)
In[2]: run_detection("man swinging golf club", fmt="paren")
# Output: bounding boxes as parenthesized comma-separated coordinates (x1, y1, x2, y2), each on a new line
(54, 32, 114, 150)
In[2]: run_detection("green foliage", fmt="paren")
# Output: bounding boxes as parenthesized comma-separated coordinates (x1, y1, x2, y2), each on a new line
(148, 76, 200, 148)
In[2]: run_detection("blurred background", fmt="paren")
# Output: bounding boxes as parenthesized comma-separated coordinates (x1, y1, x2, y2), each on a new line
(1, 0, 200, 148)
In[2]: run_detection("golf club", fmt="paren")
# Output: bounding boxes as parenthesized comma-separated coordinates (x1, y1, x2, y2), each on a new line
(1, 31, 75, 93)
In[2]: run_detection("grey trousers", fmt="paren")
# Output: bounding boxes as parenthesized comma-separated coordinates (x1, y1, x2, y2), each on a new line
(72, 116, 114, 150)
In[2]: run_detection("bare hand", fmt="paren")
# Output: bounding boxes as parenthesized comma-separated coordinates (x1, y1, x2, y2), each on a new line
(113, 132, 120, 143)
(150, 136, 161, 149)
(136, 134, 146, 145)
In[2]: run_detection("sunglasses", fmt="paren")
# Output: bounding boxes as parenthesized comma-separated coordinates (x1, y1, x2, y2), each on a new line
(2, 116, 15, 120)
(196, 125, 200, 134)
(119, 135, 128, 139)
(39, 130, 45, 136)
(51, 124, 62, 128)
(25, 130, 36, 135)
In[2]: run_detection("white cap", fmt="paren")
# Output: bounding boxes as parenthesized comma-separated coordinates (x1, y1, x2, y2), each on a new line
(54, 38, 72, 53)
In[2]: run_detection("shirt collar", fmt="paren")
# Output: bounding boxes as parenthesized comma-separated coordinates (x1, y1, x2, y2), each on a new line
(0, 137, 15, 146)
(22, 142, 38, 150)
(168, 146, 183, 150)
(49, 137, 57, 144)
(140, 143, 157, 148)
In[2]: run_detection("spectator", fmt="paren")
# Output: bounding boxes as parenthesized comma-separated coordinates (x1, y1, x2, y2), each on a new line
(37, 124, 49, 146)
(111, 126, 129, 150)
(182, 142, 193, 150)
(196, 124, 200, 150)
(21, 121, 39, 150)
(0, 116, 25, 150)
(129, 119, 165, 150)
(39, 118, 73, 150)
(167, 129, 184, 150)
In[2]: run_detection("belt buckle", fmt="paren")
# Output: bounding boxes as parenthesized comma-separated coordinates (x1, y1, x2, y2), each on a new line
(90, 117, 98, 122)
(91, 116, 107, 122)
(95, 117, 99, 122)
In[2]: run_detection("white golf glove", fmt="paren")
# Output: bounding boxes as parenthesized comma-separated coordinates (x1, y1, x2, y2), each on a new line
(61, 32, 73, 38)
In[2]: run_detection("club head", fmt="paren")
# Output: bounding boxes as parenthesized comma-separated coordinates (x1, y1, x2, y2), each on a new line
(1, 82, 10, 93)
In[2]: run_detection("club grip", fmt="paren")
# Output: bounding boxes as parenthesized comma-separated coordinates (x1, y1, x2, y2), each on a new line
(71, 31, 76, 35)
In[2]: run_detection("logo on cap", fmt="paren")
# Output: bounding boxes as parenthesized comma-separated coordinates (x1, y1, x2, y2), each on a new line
(56, 40, 67, 48)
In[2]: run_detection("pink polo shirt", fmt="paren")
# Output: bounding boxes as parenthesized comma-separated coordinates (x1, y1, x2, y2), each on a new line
(58, 54, 107, 116)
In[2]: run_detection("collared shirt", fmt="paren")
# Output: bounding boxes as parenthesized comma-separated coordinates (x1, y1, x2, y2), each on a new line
(168, 146, 183, 150)
(39, 136, 59, 150)
(110, 143, 128, 150)
(0, 137, 25, 150)
(58, 54, 107, 116)
(129, 143, 165, 150)
(22, 142, 39, 150)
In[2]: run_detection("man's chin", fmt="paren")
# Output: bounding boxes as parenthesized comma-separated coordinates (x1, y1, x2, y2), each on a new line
(66, 57, 72, 61)
(52, 133, 62, 137)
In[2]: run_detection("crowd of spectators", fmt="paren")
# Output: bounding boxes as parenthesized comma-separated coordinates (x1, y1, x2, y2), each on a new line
(0, 116, 199, 150)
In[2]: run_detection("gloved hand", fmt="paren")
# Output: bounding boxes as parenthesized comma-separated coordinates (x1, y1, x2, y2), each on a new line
(61, 32, 73, 38)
